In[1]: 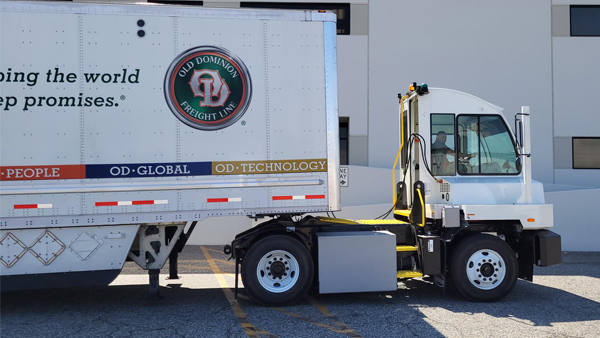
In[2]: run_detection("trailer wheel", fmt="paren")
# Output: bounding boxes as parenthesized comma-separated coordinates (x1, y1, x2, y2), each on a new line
(242, 235, 313, 306)
(450, 234, 518, 301)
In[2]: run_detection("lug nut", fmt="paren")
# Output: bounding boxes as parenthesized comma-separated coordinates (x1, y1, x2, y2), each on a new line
(286, 267, 290, 270)
(266, 267, 270, 270)
(268, 273, 271, 276)
(284, 261, 288, 265)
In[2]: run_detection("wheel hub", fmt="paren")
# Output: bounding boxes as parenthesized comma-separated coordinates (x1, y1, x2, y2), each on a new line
(270, 261, 285, 278)
(465, 249, 506, 290)
(480, 263, 494, 277)
(256, 250, 299, 293)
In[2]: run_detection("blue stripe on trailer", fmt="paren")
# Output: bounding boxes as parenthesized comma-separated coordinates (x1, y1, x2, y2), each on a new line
(85, 161, 212, 179)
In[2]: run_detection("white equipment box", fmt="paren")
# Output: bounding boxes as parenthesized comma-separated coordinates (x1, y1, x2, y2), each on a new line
(317, 231, 397, 294)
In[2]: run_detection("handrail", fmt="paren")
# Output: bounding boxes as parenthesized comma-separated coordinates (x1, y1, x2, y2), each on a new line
(416, 188, 425, 227)
(392, 95, 408, 205)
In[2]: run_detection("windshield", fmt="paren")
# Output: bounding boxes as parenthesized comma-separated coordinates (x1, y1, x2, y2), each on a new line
(456, 115, 519, 175)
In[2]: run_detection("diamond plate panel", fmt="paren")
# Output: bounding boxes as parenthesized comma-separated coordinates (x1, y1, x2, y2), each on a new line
(68, 232, 103, 261)
(0, 233, 28, 268)
(29, 230, 66, 265)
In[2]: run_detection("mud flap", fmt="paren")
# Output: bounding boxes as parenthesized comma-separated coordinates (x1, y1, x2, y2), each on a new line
(518, 230, 562, 282)
(535, 230, 562, 266)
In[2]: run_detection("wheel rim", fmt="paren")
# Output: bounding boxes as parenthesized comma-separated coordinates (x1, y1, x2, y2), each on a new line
(465, 249, 506, 290)
(256, 250, 300, 293)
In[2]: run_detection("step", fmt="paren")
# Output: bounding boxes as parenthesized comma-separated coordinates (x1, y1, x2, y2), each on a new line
(397, 270, 423, 279)
(394, 209, 411, 217)
(396, 245, 418, 252)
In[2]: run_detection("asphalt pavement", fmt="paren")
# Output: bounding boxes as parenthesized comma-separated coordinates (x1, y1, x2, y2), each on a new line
(1, 247, 599, 338)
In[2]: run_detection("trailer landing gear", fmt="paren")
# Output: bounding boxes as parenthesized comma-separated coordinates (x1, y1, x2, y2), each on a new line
(168, 251, 179, 280)
(148, 269, 161, 298)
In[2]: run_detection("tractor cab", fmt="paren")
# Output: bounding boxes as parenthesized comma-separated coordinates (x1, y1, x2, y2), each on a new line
(393, 84, 548, 228)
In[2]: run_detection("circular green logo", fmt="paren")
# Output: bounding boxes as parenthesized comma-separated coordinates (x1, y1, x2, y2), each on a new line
(164, 46, 252, 130)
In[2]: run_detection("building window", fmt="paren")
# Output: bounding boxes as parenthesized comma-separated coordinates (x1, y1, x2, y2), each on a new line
(570, 6, 600, 36)
(573, 137, 600, 169)
(241, 2, 350, 35)
(148, 1, 204, 6)
(339, 118, 349, 165)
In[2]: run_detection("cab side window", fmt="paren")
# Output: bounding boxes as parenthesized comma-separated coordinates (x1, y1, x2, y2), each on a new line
(430, 114, 456, 176)
(457, 115, 519, 175)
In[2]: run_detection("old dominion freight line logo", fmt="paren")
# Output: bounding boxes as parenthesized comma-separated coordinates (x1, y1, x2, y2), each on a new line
(164, 46, 252, 130)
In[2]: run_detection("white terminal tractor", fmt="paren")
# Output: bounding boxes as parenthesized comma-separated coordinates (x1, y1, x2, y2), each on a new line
(228, 83, 562, 305)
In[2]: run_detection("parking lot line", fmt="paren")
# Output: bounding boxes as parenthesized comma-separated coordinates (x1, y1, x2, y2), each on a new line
(201, 246, 275, 338)
(215, 258, 236, 266)
(236, 293, 361, 336)
(306, 295, 363, 338)
(206, 247, 225, 254)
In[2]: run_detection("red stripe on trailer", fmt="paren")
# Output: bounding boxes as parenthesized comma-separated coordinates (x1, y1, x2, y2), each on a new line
(132, 200, 154, 205)
(208, 198, 229, 203)
(14, 204, 38, 209)
(14, 204, 53, 209)
(273, 196, 293, 200)
(207, 198, 242, 203)
(95, 200, 168, 207)
(96, 201, 118, 207)
(272, 195, 326, 200)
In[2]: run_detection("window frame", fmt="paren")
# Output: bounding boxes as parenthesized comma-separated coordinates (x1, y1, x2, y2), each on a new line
(429, 113, 456, 176)
(455, 114, 521, 176)
(339, 118, 349, 165)
(572, 137, 600, 169)
(570, 5, 600, 37)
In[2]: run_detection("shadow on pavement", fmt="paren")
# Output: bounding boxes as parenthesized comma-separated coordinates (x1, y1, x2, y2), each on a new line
(2, 248, 598, 337)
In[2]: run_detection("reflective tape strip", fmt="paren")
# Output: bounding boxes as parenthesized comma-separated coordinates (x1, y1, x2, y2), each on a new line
(273, 194, 325, 201)
(207, 197, 242, 203)
(14, 204, 53, 209)
(95, 200, 168, 207)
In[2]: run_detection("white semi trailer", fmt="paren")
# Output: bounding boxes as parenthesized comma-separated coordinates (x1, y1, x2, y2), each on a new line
(0, 1, 560, 305)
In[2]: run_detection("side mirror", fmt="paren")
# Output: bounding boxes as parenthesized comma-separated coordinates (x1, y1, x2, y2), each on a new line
(516, 157, 522, 172)
(513, 114, 523, 148)
(517, 120, 523, 147)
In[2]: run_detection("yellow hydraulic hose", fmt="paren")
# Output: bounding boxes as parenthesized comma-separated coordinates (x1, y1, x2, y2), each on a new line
(392, 96, 408, 206)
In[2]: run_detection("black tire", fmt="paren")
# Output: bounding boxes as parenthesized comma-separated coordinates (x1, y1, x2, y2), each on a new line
(241, 235, 314, 306)
(450, 234, 518, 302)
